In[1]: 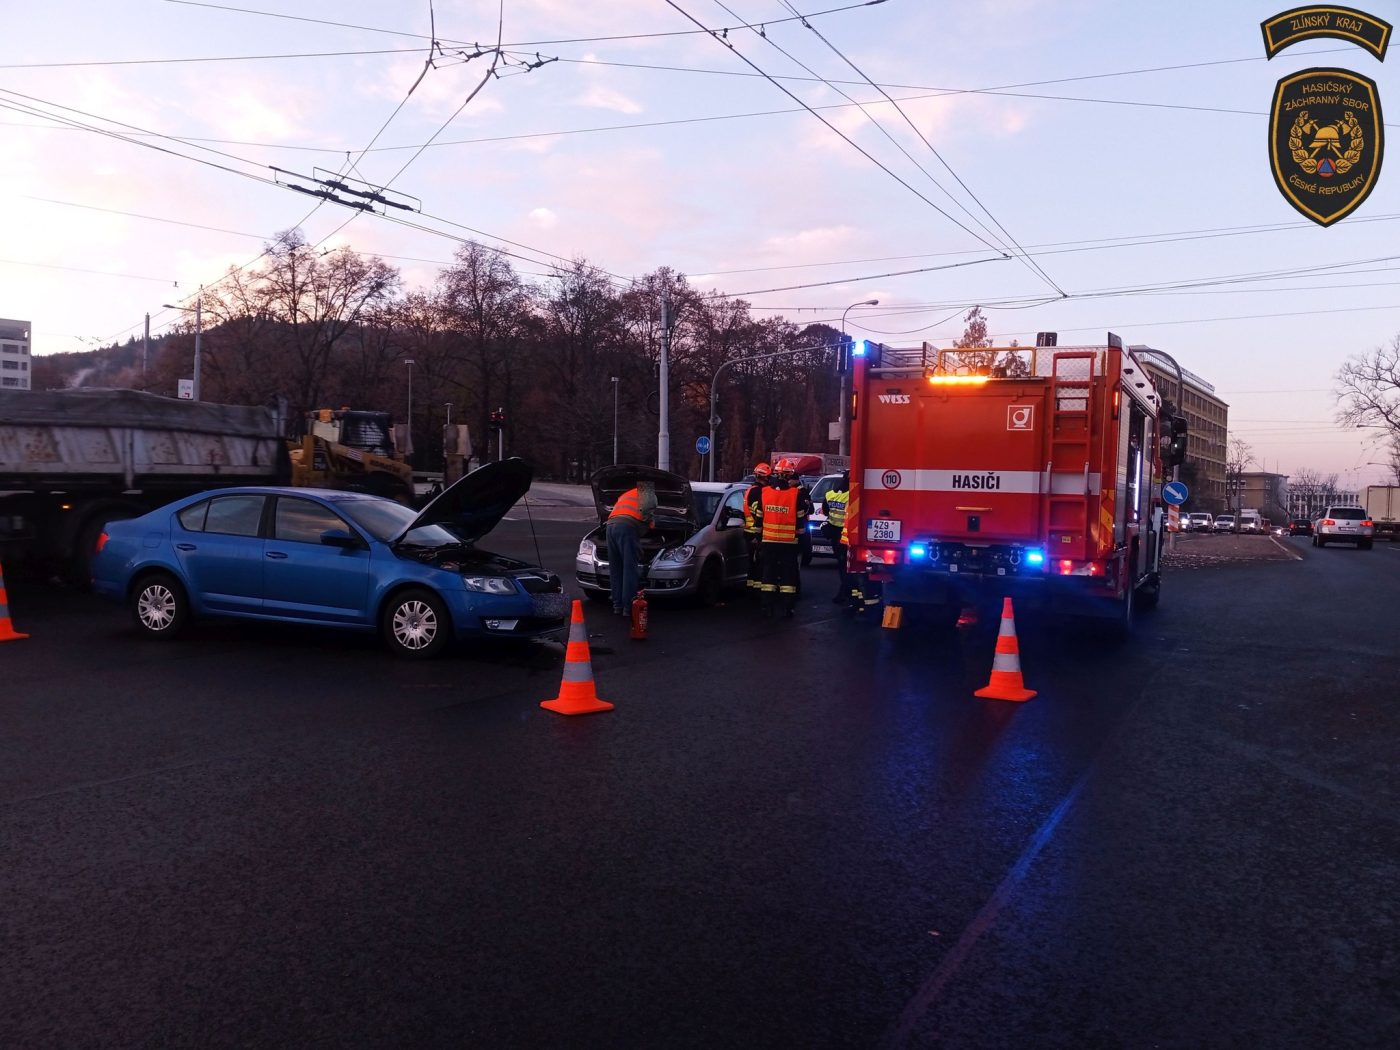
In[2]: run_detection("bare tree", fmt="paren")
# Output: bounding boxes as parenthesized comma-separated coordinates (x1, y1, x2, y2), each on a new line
(1288, 468, 1340, 519)
(1226, 436, 1254, 513)
(1335, 334, 1400, 448)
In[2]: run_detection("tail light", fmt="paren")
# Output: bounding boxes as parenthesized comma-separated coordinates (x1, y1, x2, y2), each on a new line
(863, 548, 900, 565)
(1363, 520, 1374, 527)
(1057, 559, 1105, 576)
(1320, 519, 1336, 526)
(95, 531, 109, 553)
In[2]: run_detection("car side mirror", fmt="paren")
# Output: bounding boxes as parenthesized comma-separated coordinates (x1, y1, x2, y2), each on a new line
(320, 528, 360, 548)
(721, 509, 745, 528)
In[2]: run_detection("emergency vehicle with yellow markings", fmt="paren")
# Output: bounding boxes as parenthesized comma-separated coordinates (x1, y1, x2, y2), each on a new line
(845, 333, 1187, 635)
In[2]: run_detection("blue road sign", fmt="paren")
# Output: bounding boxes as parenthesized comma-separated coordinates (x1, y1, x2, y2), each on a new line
(1162, 480, 1189, 506)
(696, 436, 711, 455)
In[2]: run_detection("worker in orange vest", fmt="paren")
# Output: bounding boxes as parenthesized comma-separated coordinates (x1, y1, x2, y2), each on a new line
(743, 461, 772, 592)
(607, 480, 656, 615)
(754, 458, 807, 618)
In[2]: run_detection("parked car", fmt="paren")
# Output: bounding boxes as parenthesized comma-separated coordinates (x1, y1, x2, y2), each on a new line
(575, 466, 751, 606)
(803, 472, 845, 564)
(1213, 514, 1236, 533)
(90, 459, 569, 658)
(1312, 506, 1374, 549)
(1289, 517, 1313, 536)
(1187, 512, 1213, 532)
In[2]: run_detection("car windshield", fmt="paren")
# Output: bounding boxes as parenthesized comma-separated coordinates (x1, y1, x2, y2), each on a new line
(1218, 516, 1235, 523)
(810, 477, 836, 505)
(692, 490, 724, 521)
(1330, 507, 1366, 519)
(339, 498, 461, 546)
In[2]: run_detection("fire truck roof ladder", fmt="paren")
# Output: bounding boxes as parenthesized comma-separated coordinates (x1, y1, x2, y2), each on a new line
(1046, 351, 1097, 560)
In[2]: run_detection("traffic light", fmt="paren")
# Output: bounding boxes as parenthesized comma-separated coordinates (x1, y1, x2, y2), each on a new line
(1165, 415, 1188, 467)
(488, 408, 506, 430)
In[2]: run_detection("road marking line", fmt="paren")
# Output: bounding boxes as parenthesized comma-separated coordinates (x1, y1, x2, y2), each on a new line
(1269, 535, 1304, 561)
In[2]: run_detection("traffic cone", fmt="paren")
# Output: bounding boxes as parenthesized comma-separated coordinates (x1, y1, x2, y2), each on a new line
(0, 560, 28, 643)
(541, 600, 614, 715)
(974, 597, 1035, 702)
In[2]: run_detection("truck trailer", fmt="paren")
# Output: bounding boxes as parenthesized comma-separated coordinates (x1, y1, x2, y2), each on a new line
(845, 333, 1185, 636)
(0, 389, 289, 583)
(1364, 484, 1400, 541)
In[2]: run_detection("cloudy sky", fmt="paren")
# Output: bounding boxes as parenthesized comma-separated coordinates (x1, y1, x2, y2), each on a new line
(6, 0, 1400, 484)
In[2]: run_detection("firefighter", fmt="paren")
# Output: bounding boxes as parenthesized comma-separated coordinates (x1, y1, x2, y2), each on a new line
(755, 458, 806, 618)
(607, 480, 656, 615)
(823, 471, 850, 603)
(743, 461, 772, 592)
(843, 484, 880, 616)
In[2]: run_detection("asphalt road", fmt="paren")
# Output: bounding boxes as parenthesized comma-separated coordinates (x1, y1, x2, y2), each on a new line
(1, 527, 1396, 1049)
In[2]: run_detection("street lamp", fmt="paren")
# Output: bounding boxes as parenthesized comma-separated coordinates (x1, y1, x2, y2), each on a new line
(838, 298, 878, 457)
(161, 287, 203, 400)
(403, 358, 415, 459)
(611, 376, 620, 465)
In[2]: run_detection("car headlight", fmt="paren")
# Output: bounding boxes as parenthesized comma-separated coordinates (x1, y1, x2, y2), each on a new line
(656, 545, 696, 564)
(577, 538, 597, 560)
(464, 575, 517, 595)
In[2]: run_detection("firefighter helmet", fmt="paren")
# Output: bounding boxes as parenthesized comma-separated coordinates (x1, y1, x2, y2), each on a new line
(754, 461, 772, 478)
(774, 458, 796, 476)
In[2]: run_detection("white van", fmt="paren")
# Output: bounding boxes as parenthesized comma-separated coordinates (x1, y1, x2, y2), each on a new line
(1187, 512, 1212, 532)
(1238, 511, 1262, 534)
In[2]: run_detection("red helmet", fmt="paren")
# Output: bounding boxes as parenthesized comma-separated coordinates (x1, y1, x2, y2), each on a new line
(754, 462, 772, 478)
(775, 458, 796, 475)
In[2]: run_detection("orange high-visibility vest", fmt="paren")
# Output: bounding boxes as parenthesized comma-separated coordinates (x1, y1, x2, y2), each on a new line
(760, 487, 800, 544)
(609, 487, 644, 523)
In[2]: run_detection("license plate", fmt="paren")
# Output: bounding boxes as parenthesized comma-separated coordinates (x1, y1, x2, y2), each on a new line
(866, 518, 901, 542)
(812, 544, 833, 554)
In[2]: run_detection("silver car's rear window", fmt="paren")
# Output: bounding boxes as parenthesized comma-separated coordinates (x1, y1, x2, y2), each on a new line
(1329, 508, 1366, 520)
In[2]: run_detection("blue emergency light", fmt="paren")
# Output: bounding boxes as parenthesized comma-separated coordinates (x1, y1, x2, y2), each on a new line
(852, 339, 868, 357)
(1025, 548, 1045, 566)
(909, 543, 928, 559)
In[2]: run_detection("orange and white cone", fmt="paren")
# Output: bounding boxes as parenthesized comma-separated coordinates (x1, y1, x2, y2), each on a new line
(0, 560, 28, 643)
(974, 597, 1035, 702)
(540, 600, 614, 715)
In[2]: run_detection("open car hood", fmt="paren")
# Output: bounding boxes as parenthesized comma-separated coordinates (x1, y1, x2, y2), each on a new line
(393, 458, 532, 545)
(590, 465, 693, 529)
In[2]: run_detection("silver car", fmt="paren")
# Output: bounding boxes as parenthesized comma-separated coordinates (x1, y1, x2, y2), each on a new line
(575, 466, 752, 605)
(1313, 506, 1374, 549)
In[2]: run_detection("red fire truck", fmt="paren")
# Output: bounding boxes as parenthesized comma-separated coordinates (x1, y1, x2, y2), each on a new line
(845, 333, 1187, 635)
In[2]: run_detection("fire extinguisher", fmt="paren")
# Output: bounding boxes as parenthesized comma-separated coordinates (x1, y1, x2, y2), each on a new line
(630, 590, 649, 640)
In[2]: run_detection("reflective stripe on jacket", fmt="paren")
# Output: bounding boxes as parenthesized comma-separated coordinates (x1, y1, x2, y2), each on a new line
(609, 487, 645, 523)
(826, 489, 849, 530)
(841, 491, 857, 546)
(744, 484, 763, 534)
(760, 486, 801, 544)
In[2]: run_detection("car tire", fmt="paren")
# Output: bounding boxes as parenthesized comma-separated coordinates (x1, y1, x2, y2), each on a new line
(381, 587, 451, 659)
(130, 572, 189, 640)
(1360, 539, 1373, 550)
(1317, 537, 1326, 548)
(1137, 573, 1161, 610)
(695, 557, 724, 607)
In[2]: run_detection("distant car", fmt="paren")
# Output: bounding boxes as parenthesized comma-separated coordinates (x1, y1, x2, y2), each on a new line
(1289, 517, 1313, 536)
(575, 466, 751, 606)
(1187, 512, 1213, 532)
(1213, 514, 1236, 533)
(1238, 513, 1263, 534)
(1313, 506, 1373, 549)
(90, 460, 569, 658)
(804, 472, 845, 564)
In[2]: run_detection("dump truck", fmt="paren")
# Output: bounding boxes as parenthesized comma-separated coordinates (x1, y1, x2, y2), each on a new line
(844, 333, 1186, 635)
(287, 408, 415, 505)
(0, 389, 289, 583)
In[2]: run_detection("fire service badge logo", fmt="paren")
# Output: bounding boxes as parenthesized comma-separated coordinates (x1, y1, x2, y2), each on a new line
(1269, 68, 1383, 226)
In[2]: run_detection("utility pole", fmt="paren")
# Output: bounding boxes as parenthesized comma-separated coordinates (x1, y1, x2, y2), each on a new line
(192, 292, 202, 401)
(658, 296, 673, 472)
(612, 376, 620, 465)
(142, 313, 149, 391)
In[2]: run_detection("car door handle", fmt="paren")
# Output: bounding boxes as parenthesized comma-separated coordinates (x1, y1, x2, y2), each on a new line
(265, 551, 288, 560)
(175, 543, 197, 551)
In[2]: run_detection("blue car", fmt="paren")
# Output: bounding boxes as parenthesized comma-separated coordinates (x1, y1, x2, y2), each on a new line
(91, 459, 568, 658)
